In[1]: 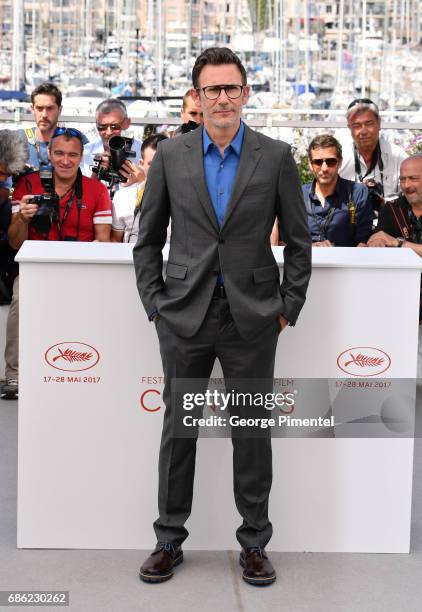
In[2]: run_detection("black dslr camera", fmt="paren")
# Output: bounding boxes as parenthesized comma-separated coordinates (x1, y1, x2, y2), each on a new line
(29, 165, 60, 233)
(91, 136, 136, 184)
(364, 178, 384, 212)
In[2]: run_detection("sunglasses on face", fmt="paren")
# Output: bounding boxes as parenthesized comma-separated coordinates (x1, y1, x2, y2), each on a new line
(310, 157, 339, 168)
(96, 123, 122, 132)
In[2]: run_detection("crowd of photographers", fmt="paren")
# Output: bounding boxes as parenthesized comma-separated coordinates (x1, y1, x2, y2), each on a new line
(0, 81, 419, 400)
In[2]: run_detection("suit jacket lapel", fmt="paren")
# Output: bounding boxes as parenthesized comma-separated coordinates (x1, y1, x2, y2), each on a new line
(221, 124, 262, 230)
(183, 127, 219, 233)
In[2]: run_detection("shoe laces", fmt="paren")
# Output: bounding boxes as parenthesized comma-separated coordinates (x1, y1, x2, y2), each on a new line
(248, 546, 267, 558)
(163, 543, 174, 553)
(6, 379, 18, 386)
(156, 543, 175, 555)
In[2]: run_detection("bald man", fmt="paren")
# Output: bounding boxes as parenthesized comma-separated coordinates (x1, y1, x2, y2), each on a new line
(367, 155, 422, 377)
(367, 156, 422, 254)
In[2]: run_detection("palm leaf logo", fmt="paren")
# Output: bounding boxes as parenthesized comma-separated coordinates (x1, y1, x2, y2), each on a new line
(52, 348, 93, 363)
(344, 353, 384, 368)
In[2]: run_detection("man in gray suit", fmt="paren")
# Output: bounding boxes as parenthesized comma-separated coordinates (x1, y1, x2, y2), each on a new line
(133, 48, 311, 586)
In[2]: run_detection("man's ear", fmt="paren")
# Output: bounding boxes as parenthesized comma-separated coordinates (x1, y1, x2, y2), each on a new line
(190, 87, 200, 106)
(242, 85, 250, 105)
(123, 117, 131, 130)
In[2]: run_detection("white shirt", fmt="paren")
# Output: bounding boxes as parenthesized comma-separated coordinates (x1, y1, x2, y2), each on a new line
(81, 137, 142, 177)
(112, 180, 172, 244)
(339, 134, 407, 201)
(111, 182, 144, 243)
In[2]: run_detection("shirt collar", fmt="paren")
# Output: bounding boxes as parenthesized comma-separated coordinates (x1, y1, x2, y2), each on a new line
(203, 121, 245, 156)
(310, 177, 342, 199)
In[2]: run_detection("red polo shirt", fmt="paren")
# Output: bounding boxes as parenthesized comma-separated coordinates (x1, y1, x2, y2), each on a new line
(13, 172, 112, 242)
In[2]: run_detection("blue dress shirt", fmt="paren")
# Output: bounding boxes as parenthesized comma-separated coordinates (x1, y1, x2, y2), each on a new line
(203, 121, 245, 286)
(203, 121, 245, 228)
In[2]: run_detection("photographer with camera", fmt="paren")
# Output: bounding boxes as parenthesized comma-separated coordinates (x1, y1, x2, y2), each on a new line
(5, 129, 111, 400)
(81, 98, 142, 189)
(9, 127, 111, 246)
(0, 131, 28, 400)
(366, 155, 422, 377)
(339, 98, 407, 212)
(111, 133, 168, 243)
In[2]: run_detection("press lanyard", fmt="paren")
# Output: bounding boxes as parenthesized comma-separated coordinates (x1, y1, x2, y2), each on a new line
(406, 208, 422, 243)
(389, 198, 422, 243)
(306, 192, 336, 242)
(353, 142, 384, 194)
(24, 128, 48, 168)
(307, 182, 356, 242)
(35, 142, 49, 167)
(57, 186, 82, 241)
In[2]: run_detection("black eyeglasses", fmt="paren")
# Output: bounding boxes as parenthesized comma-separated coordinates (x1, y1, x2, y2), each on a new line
(347, 98, 378, 111)
(310, 157, 339, 168)
(197, 85, 244, 100)
(52, 127, 83, 142)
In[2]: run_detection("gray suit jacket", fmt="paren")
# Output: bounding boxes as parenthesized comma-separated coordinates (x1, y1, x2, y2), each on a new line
(133, 123, 311, 340)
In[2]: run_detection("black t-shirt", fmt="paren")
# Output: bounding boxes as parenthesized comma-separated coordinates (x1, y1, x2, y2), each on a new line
(376, 196, 422, 321)
(377, 196, 422, 244)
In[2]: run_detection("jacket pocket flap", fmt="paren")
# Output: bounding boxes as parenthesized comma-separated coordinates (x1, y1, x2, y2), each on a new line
(253, 265, 279, 283)
(166, 262, 188, 279)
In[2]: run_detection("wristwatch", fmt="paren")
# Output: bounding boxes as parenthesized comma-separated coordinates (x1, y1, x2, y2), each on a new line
(396, 237, 405, 248)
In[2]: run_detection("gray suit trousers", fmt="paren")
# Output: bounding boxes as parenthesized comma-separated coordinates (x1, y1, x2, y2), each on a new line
(153, 295, 280, 549)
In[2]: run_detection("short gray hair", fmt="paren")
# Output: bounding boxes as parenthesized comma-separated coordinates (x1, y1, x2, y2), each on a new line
(0, 130, 28, 174)
(346, 99, 380, 123)
(95, 98, 128, 120)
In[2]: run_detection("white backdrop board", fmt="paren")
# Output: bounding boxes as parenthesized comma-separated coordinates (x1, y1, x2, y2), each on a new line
(16, 242, 421, 552)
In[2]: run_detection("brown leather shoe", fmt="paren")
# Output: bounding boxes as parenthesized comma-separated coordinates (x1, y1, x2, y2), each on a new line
(239, 547, 276, 586)
(139, 543, 183, 583)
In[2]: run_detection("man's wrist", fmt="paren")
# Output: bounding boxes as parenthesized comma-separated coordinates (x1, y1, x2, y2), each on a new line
(396, 237, 404, 248)
(18, 212, 30, 224)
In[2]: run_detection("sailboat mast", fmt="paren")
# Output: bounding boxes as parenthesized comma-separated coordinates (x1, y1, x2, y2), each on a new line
(11, 0, 24, 91)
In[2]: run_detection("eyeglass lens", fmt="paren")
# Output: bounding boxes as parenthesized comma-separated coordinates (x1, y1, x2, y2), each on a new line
(311, 158, 338, 167)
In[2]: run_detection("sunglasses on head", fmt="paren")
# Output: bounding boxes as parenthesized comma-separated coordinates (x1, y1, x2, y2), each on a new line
(311, 157, 339, 168)
(347, 98, 378, 111)
(52, 127, 83, 142)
